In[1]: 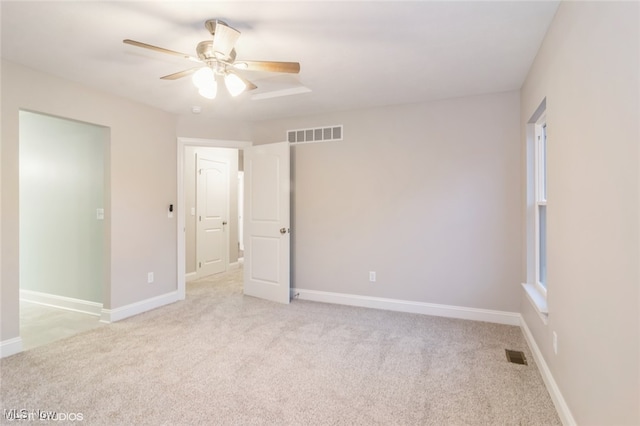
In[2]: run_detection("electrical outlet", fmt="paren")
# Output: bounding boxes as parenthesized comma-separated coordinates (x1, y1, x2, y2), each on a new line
(553, 331, 558, 355)
(369, 271, 376, 282)
(147, 272, 154, 284)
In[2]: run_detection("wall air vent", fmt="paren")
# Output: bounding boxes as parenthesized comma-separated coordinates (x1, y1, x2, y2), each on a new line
(287, 125, 343, 144)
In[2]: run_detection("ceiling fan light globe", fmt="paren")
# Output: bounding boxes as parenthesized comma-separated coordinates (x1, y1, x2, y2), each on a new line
(198, 84, 217, 99)
(224, 73, 247, 97)
(192, 67, 215, 89)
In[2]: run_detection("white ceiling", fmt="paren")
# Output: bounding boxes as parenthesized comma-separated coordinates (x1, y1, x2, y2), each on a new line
(1, 1, 559, 122)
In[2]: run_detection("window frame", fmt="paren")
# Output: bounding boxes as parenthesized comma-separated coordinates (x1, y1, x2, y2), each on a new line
(534, 114, 547, 298)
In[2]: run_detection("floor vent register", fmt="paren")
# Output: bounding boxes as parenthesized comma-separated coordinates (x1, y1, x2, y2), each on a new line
(505, 349, 528, 365)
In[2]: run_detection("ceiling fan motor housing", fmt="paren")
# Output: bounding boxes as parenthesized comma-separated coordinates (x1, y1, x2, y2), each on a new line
(204, 19, 228, 36)
(196, 41, 237, 62)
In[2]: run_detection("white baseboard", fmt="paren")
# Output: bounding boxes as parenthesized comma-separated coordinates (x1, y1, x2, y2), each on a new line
(292, 288, 521, 326)
(185, 272, 197, 282)
(229, 261, 240, 270)
(1, 337, 23, 358)
(100, 291, 179, 323)
(20, 289, 102, 316)
(520, 317, 576, 426)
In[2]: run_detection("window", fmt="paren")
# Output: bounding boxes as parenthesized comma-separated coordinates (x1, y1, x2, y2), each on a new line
(522, 100, 548, 322)
(534, 117, 547, 296)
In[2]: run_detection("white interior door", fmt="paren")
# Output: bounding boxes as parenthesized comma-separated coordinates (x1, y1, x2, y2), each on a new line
(244, 142, 290, 304)
(197, 156, 229, 277)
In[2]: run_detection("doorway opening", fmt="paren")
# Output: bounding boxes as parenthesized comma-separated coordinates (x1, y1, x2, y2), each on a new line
(177, 138, 252, 299)
(184, 146, 243, 281)
(18, 110, 108, 350)
(177, 138, 291, 304)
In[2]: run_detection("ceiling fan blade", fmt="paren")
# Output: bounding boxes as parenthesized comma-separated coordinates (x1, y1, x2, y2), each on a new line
(227, 71, 258, 91)
(160, 67, 202, 80)
(233, 60, 300, 74)
(212, 22, 240, 60)
(246, 80, 258, 91)
(123, 39, 201, 63)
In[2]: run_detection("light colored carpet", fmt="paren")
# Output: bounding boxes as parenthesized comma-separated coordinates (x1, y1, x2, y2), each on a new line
(1, 269, 561, 425)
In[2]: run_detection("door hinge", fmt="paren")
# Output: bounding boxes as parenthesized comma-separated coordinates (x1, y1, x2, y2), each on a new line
(198, 262, 201, 268)
(199, 216, 202, 222)
(198, 169, 202, 175)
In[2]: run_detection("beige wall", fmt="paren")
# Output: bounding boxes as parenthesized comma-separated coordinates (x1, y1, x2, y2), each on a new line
(520, 2, 639, 424)
(253, 91, 522, 312)
(184, 146, 240, 275)
(176, 115, 252, 142)
(1, 60, 178, 341)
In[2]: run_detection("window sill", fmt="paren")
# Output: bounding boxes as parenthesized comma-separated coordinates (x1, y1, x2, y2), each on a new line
(522, 283, 549, 325)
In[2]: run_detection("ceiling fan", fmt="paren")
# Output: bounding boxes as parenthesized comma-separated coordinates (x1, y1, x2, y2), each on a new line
(123, 19, 301, 99)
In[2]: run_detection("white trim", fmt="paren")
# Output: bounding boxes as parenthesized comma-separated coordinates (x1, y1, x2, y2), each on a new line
(185, 272, 198, 282)
(533, 111, 548, 298)
(238, 171, 245, 251)
(100, 291, 179, 323)
(520, 317, 576, 426)
(522, 283, 549, 325)
(229, 261, 240, 270)
(178, 137, 253, 150)
(292, 288, 521, 326)
(177, 137, 252, 301)
(1, 337, 23, 358)
(20, 289, 102, 316)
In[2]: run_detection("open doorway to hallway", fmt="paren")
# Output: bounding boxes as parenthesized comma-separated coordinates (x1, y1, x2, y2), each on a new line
(18, 110, 108, 349)
(177, 137, 252, 299)
(183, 146, 244, 282)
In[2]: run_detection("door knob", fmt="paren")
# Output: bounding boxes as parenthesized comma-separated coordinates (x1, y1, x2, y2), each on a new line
(222, 221, 228, 225)
(280, 227, 289, 234)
